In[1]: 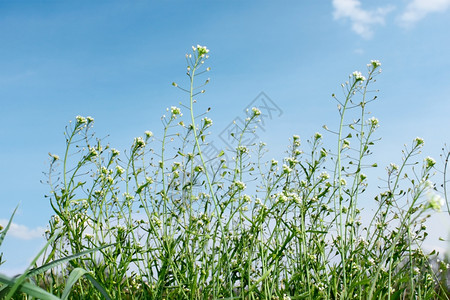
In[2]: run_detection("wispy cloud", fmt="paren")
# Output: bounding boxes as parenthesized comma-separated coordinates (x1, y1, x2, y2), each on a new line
(398, 0, 450, 27)
(332, 0, 395, 39)
(0, 220, 45, 240)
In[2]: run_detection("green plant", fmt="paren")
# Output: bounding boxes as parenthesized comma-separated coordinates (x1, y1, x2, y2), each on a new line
(22, 46, 449, 299)
(0, 206, 113, 299)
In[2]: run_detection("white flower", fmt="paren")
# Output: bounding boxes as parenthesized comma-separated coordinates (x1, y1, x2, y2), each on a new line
(352, 71, 366, 81)
(111, 148, 120, 156)
(275, 192, 288, 204)
(76, 115, 87, 124)
(123, 192, 134, 201)
(194, 44, 209, 56)
(285, 157, 297, 167)
(115, 165, 125, 175)
(242, 194, 251, 203)
(237, 146, 249, 154)
(368, 117, 379, 127)
(145, 131, 153, 138)
(288, 192, 302, 204)
(171, 106, 181, 116)
(233, 180, 246, 190)
(203, 117, 213, 127)
(424, 156, 436, 168)
(314, 132, 322, 140)
(134, 137, 146, 148)
(414, 137, 424, 147)
(283, 164, 292, 174)
(319, 172, 330, 180)
(390, 163, 399, 171)
(152, 215, 162, 228)
(251, 107, 261, 116)
(370, 60, 381, 68)
(271, 159, 278, 166)
(427, 192, 444, 212)
(283, 294, 292, 300)
(89, 147, 98, 157)
(106, 175, 114, 184)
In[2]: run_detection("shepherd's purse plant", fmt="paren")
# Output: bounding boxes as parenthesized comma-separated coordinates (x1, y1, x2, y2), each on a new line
(1, 45, 449, 299)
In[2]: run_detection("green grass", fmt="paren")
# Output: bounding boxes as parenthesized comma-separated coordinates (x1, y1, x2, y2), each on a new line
(1, 46, 449, 299)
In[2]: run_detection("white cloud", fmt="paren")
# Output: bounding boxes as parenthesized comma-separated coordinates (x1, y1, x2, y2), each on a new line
(332, 0, 395, 39)
(399, 0, 450, 27)
(0, 220, 45, 240)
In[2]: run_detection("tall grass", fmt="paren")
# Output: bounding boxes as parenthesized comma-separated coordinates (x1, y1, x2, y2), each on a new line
(1, 45, 449, 299)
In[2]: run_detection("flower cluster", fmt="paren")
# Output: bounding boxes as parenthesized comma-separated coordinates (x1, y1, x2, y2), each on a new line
(203, 117, 213, 127)
(367, 117, 379, 127)
(193, 44, 209, 56)
(424, 156, 436, 168)
(414, 137, 425, 147)
(233, 180, 246, 190)
(283, 164, 292, 174)
(171, 106, 182, 117)
(252, 107, 261, 116)
(352, 71, 366, 82)
(319, 172, 330, 180)
(237, 145, 249, 155)
(134, 137, 146, 148)
(427, 192, 444, 211)
(369, 60, 381, 68)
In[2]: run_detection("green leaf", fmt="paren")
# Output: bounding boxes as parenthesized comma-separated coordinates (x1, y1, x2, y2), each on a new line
(0, 205, 18, 248)
(61, 268, 89, 300)
(4, 228, 63, 298)
(27, 244, 113, 277)
(0, 273, 60, 300)
(85, 273, 113, 300)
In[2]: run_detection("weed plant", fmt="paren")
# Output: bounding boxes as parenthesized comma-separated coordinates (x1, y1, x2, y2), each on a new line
(1, 45, 449, 299)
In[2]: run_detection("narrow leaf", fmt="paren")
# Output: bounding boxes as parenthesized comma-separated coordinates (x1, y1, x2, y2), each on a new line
(0, 205, 19, 248)
(61, 268, 88, 300)
(27, 244, 113, 277)
(0, 273, 60, 300)
(85, 273, 113, 300)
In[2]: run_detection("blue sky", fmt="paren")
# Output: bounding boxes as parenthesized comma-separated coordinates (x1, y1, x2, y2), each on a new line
(1, 0, 450, 275)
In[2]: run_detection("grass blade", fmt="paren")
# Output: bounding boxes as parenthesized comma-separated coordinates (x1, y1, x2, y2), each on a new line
(0, 273, 60, 300)
(0, 205, 19, 248)
(27, 243, 113, 277)
(85, 273, 113, 300)
(4, 228, 63, 298)
(60, 268, 88, 300)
